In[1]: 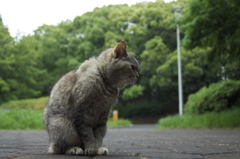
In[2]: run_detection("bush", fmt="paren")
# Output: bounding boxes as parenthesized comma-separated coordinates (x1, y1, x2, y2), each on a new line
(185, 80, 240, 114)
(157, 108, 240, 129)
(113, 100, 166, 118)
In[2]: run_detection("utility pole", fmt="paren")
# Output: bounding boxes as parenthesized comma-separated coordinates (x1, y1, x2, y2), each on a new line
(173, 6, 183, 116)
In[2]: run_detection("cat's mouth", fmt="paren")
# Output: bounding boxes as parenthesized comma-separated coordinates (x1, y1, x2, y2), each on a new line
(127, 76, 138, 84)
(116, 76, 138, 88)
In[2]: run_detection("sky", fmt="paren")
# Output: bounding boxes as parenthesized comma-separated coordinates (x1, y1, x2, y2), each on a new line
(0, 0, 174, 37)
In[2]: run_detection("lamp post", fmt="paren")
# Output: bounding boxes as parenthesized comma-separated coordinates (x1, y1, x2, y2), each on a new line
(173, 6, 183, 116)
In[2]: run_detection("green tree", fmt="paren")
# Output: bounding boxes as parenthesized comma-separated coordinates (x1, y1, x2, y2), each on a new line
(122, 85, 145, 101)
(152, 47, 220, 101)
(140, 36, 170, 100)
(0, 15, 13, 53)
(0, 15, 14, 103)
(34, 22, 81, 92)
(0, 30, 47, 102)
(183, 0, 240, 63)
(6, 36, 47, 99)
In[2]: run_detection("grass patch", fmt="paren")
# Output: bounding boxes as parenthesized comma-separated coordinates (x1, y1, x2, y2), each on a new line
(0, 97, 132, 130)
(0, 109, 44, 130)
(0, 97, 49, 110)
(107, 119, 132, 127)
(157, 108, 240, 129)
(0, 108, 132, 130)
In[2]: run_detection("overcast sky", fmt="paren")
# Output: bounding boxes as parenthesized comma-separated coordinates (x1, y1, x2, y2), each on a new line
(0, 0, 173, 37)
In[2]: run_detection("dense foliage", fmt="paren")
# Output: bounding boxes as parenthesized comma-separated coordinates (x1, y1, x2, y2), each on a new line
(113, 100, 167, 118)
(185, 80, 240, 114)
(0, 0, 239, 118)
(183, 0, 240, 63)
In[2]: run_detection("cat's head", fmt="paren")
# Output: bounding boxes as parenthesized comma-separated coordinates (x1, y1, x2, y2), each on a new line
(98, 41, 139, 88)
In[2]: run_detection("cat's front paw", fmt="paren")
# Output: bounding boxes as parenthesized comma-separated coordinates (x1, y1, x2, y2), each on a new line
(84, 148, 98, 156)
(66, 147, 84, 155)
(97, 147, 108, 155)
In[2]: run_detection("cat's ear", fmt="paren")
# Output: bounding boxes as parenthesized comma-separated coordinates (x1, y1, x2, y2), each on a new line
(113, 41, 127, 59)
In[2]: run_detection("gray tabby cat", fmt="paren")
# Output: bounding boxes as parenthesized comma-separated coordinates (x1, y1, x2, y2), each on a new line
(44, 41, 139, 156)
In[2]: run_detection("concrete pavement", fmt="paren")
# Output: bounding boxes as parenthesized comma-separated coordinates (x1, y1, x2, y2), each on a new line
(0, 127, 240, 159)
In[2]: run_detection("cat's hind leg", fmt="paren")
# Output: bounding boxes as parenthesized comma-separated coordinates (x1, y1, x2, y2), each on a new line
(48, 143, 83, 155)
(46, 116, 82, 155)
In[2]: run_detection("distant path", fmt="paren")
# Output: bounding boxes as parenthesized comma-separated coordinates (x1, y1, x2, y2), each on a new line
(112, 124, 157, 130)
(131, 124, 157, 129)
(0, 129, 239, 159)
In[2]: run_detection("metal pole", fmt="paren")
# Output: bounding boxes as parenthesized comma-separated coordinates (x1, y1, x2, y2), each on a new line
(176, 24, 183, 116)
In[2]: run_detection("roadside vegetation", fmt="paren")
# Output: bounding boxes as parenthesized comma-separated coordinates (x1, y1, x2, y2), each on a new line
(108, 119, 132, 127)
(0, 109, 44, 130)
(0, 97, 49, 110)
(158, 108, 240, 129)
(0, 98, 132, 130)
(158, 80, 240, 129)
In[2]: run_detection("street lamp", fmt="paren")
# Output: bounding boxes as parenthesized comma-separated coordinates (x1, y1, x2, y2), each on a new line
(173, 6, 183, 116)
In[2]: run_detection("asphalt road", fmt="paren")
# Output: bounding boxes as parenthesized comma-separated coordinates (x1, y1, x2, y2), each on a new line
(0, 126, 239, 159)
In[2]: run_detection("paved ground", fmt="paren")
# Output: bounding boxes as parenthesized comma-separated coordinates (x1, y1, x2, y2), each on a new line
(0, 126, 240, 159)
